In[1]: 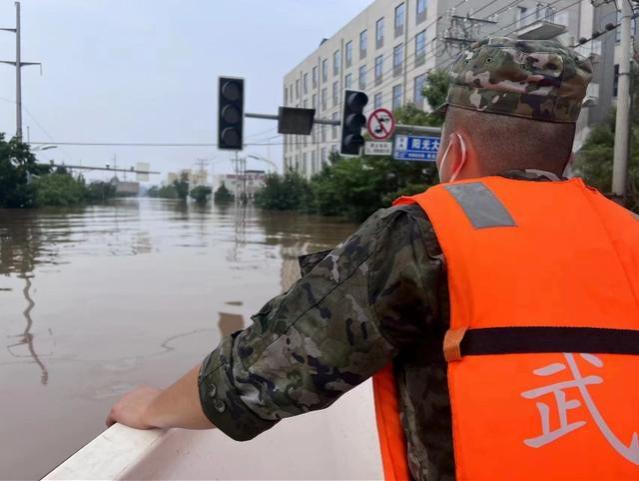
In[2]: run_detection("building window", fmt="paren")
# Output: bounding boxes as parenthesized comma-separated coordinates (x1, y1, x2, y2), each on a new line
(516, 7, 529, 29)
(322, 59, 328, 83)
(359, 29, 368, 59)
(303, 73, 309, 94)
(414, 73, 426, 107)
(375, 55, 384, 85)
(393, 43, 404, 76)
(614, 64, 619, 97)
(332, 80, 339, 107)
(311, 151, 317, 173)
(302, 152, 308, 176)
(415, 30, 426, 65)
(321, 124, 327, 142)
(332, 112, 339, 139)
(321, 87, 327, 111)
(284, 86, 288, 106)
(374, 92, 383, 109)
(376, 17, 384, 49)
(312, 93, 317, 110)
(392, 84, 403, 110)
(358, 64, 367, 90)
(395, 3, 406, 37)
(295, 79, 300, 99)
(333, 50, 341, 76)
(321, 147, 328, 164)
(312, 66, 318, 88)
(555, 11, 569, 27)
(345, 73, 353, 89)
(345, 40, 353, 68)
(416, 0, 427, 23)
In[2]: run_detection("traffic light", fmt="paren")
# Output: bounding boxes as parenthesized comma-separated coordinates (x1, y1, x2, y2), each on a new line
(218, 77, 244, 150)
(340, 89, 368, 156)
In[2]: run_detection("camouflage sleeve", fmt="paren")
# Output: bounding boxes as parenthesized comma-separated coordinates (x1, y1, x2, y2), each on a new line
(198, 204, 440, 441)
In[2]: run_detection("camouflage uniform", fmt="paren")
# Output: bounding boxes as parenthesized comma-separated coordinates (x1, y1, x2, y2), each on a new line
(199, 37, 593, 481)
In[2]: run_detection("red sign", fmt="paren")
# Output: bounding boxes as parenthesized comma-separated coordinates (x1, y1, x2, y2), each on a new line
(367, 108, 396, 141)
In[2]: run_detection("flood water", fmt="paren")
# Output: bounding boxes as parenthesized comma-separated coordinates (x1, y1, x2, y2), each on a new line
(0, 198, 356, 480)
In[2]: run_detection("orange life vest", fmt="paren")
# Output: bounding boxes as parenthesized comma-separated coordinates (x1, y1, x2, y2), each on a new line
(373, 176, 639, 481)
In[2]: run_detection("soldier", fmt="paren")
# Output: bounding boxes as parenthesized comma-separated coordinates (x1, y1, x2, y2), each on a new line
(108, 38, 639, 480)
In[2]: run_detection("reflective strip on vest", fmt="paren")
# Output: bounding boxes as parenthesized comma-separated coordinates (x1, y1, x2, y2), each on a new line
(373, 176, 639, 481)
(444, 182, 516, 229)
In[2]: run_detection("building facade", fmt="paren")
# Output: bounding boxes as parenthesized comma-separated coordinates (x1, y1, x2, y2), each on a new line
(283, 0, 607, 177)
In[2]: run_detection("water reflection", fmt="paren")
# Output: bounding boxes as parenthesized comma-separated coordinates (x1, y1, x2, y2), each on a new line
(0, 198, 356, 480)
(6, 274, 49, 385)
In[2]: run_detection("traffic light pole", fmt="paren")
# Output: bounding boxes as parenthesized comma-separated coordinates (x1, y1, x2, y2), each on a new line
(611, 0, 634, 197)
(245, 112, 340, 126)
(245, 113, 441, 134)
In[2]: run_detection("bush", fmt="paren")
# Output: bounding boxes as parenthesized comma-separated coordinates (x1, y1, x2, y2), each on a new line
(190, 185, 212, 204)
(86, 181, 117, 203)
(0, 133, 49, 208)
(32, 173, 87, 207)
(214, 182, 234, 203)
(173, 172, 189, 200)
(254, 171, 312, 211)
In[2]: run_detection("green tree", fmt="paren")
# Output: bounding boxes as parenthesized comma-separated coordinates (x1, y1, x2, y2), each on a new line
(189, 185, 212, 204)
(254, 170, 311, 211)
(86, 181, 117, 203)
(0, 133, 49, 208)
(213, 182, 234, 203)
(32, 172, 87, 207)
(573, 65, 639, 210)
(173, 172, 189, 201)
(422, 70, 451, 125)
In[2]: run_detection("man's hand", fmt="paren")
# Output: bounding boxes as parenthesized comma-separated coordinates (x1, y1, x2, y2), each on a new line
(106, 385, 161, 429)
(106, 365, 215, 431)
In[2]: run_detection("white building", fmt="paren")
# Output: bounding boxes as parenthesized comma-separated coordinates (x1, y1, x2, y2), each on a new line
(283, 0, 601, 177)
(214, 170, 267, 199)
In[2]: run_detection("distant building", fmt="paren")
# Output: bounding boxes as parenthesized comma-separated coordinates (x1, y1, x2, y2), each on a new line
(283, 0, 615, 177)
(215, 170, 267, 199)
(110, 177, 140, 196)
(165, 169, 209, 189)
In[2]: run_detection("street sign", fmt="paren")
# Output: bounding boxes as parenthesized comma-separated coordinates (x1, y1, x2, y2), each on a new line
(367, 108, 396, 140)
(364, 141, 392, 156)
(393, 134, 441, 162)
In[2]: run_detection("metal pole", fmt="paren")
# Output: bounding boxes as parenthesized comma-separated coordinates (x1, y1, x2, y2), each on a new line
(612, 0, 633, 197)
(15, 1, 22, 140)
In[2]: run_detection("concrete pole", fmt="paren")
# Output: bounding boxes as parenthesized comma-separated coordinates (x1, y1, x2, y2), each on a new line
(612, 0, 633, 197)
(15, 1, 22, 140)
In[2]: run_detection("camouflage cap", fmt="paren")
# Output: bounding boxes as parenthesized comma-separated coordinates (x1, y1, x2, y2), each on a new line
(446, 37, 593, 123)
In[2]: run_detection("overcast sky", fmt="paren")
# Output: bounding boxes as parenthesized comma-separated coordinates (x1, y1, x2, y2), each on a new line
(0, 0, 372, 182)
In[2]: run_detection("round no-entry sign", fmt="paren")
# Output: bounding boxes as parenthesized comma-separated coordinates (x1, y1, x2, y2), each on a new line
(367, 108, 396, 141)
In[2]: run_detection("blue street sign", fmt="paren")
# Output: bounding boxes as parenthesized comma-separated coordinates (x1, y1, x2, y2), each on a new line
(393, 134, 441, 162)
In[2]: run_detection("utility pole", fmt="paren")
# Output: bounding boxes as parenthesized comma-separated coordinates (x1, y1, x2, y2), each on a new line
(612, 0, 634, 197)
(0, 2, 41, 141)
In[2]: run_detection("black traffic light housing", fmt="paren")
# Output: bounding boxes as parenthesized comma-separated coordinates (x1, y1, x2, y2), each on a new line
(340, 89, 368, 156)
(218, 77, 244, 150)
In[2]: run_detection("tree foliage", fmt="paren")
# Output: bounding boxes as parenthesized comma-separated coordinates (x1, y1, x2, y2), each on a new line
(213, 182, 234, 203)
(173, 172, 190, 201)
(189, 185, 212, 204)
(32, 172, 88, 207)
(254, 171, 312, 211)
(0, 133, 49, 208)
(573, 66, 639, 210)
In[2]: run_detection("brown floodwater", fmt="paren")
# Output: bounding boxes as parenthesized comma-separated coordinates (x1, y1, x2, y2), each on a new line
(0, 198, 356, 481)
